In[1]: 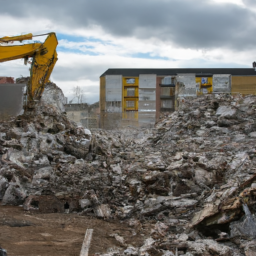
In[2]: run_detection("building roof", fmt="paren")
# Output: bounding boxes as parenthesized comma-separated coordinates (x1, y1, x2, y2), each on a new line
(100, 68, 256, 77)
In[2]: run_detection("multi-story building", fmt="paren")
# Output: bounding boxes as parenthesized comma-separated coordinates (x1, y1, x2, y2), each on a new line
(99, 68, 256, 129)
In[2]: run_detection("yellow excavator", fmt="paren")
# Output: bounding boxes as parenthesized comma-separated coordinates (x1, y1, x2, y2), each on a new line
(0, 32, 58, 107)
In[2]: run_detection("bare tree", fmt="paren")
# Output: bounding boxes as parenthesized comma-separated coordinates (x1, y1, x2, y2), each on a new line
(71, 85, 85, 103)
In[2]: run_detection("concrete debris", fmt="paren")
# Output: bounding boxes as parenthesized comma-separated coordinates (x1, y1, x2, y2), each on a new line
(2, 88, 256, 255)
(242, 240, 256, 256)
(0, 247, 7, 256)
(230, 204, 256, 239)
(109, 233, 126, 246)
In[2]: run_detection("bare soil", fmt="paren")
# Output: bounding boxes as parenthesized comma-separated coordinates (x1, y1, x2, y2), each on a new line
(0, 205, 149, 256)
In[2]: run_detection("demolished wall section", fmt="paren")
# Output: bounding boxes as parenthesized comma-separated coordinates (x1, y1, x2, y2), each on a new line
(0, 84, 26, 121)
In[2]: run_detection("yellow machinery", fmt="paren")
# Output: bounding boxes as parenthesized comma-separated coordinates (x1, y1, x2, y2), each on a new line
(0, 32, 58, 106)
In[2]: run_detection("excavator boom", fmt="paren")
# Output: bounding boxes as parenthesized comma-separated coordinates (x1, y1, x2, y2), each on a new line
(0, 33, 33, 43)
(0, 32, 58, 103)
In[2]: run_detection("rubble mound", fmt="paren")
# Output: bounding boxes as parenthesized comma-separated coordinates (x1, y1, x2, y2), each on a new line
(1, 91, 256, 255)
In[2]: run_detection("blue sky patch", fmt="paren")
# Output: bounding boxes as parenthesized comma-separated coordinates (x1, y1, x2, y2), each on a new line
(57, 45, 99, 56)
(130, 52, 169, 60)
(56, 33, 109, 44)
(183, 58, 250, 68)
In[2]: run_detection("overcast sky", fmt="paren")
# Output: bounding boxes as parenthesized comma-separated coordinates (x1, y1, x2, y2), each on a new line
(0, 0, 255, 103)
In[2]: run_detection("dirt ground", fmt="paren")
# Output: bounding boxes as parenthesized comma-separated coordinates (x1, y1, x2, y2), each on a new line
(0, 205, 149, 256)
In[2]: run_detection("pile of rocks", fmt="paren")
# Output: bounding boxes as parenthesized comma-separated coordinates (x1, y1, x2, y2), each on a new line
(1, 85, 256, 255)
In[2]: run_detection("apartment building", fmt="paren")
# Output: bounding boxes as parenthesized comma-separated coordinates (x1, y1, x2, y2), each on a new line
(100, 68, 256, 129)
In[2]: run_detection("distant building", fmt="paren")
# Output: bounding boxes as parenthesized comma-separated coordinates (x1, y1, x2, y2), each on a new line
(64, 102, 99, 129)
(99, 68, 256, 129)
(0, 77, 14, 84)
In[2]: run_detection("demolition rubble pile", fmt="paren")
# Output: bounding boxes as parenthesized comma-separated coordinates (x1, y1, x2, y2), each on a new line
(1, 84, 256, 255)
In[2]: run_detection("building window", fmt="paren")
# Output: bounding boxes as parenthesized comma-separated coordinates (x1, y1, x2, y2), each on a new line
(126, 78, 135, 84)
(160, 87, 175, 96)
(106, 101, 122, 112)
(127, 88, 135, 97)
(161, 76, 175, 85)
(161, 100, 173, 109)
(126, 101, 135, 108)
(201, 77, 208, 84)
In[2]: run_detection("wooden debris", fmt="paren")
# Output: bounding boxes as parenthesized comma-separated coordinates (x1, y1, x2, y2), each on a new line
(79, 229, 93, 256)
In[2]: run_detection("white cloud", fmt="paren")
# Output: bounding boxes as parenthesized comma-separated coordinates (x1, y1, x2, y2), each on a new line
(210, 0, 244, 6)
(0, 15, 55, 36)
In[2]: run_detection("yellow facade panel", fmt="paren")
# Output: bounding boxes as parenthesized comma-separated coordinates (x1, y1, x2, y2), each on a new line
(196, 77, 213, 94)
(123, 99, 139, 111)
(123, 77, 139, 86)
(232, 76, 256, 95)
(122, 77, 139, 113)
(123, 87, 139, 97)
(100, 76, 106, 111)
(122, 111, 138, 120)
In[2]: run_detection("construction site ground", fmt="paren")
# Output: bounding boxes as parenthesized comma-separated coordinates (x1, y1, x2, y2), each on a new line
(0, 205, 149, 256)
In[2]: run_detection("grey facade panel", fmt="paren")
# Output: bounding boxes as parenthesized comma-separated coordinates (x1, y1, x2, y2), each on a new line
(178, 87, 197, 97)
(177, 74, 198, 97)
(139, 101, 156, 111)
(106, 101, 122, 113)
(0, 84, 25, 120)
(177, 74, 196, 89)
(106, 75, 122, 101)
(139, 74, 156, 89)
(212, 74, 231, 93)
(139, 89, 156, 101)
(138, 112, 156, 124)
(139, 88, 156, 111)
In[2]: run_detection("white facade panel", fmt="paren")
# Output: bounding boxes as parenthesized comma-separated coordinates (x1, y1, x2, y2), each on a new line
(176, 74, 197, 97)
(177, 74, 196, 89)
(139, 101, 156, 111)
(139, 89, 156, 101)
(139, 74, 156, 89)
(106, 75, 122, 101)
(212, 74, 231, 93)
(123, 111, 137, 120)
(139, 88, 156, 111)
(106, 101, 122, 113)
(138, 112, 156, 124)
(178, 87, 197, 97)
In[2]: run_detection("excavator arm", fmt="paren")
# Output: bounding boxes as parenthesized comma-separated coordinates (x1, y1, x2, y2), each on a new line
(0, 32, 58, 103)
